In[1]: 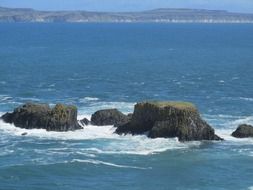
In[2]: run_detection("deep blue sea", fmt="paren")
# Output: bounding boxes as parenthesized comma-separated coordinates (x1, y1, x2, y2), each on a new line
(0, 23, 253, 190)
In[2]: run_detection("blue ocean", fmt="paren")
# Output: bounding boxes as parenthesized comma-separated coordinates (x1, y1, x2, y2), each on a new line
(0, 23, 253, 190)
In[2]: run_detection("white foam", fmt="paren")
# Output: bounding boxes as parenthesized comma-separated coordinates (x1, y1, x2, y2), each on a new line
(79, 97, 100, 103)
(204, 114, 253, 146)
(204, 114, 253, 127)
(0, 148, 14, 156)
(133, 82, 145, 86)
(19, 97, 41, 102)
(83, 137, 200, 155)
(0, 95, 12, 102)
(219, 96, 253, 102)
(231, 77, 239, 80)
(229, 116, 253, 127)
(70, 159, 150, 169)
(0, 96, 12, 101)
(79, 101, 135, 115)
(77, 114, 91, 120)
(0, 118, 200, 155)
(248, 186, 253, 190)
(2, 109, 253, 156)
(239, 97, 253, 102)
(215, 128, 253, 144)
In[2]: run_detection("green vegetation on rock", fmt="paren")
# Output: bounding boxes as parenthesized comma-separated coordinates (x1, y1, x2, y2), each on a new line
(116, 100, 222, 141)
(141, 101, 197, 111)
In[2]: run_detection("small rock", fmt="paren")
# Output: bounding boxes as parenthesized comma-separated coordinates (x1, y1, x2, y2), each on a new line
(232, 124, 253, 138)
(91, 109, 130, 126)
(80, 118, 90, 126)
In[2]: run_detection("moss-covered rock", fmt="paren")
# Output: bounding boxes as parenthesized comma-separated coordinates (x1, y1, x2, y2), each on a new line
(232, 124, 253, 138)
(115, 101, 222, 141)
(1, 103, 82, 131)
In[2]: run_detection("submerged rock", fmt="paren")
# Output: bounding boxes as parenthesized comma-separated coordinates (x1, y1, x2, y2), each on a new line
(232, 124, 253, 138)
(1, 103, 82, 131)
(116, 101, 222, 141)
(91, 109, 130, 126)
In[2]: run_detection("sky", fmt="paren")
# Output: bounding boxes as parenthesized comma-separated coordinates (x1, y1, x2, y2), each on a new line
(1, 0, 253, 13)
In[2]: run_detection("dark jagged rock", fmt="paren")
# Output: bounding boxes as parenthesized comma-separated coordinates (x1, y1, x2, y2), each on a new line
(232, 124, 253, 138)
(1, 103, 82, 131)
(1, 112, 13, 123)
(127, 113, 133, 119)
(21, 132, 28, 136)
(47, 104, 82, 131)
(80, 118, 90, 126)
(91, 109, 130, 126)
(116, 101, 222, 141)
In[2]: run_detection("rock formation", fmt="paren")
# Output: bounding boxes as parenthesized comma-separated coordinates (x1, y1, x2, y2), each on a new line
(1, 103, 82, 131)
(116, 101, 222, 141)
(232, 124, 253, 138)
(91, 109, 131, 126)
(80, 118, 90, 126)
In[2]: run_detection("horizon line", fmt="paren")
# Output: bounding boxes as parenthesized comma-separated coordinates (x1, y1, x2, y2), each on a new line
(1, 6, 252, 15)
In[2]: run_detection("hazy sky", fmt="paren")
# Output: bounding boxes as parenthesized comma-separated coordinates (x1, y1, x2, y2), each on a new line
(1, 0, 253, 13)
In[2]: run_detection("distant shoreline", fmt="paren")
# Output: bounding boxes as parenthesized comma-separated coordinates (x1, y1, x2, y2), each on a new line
(1, 21, 253, 24)
(1, 6, 253, 23)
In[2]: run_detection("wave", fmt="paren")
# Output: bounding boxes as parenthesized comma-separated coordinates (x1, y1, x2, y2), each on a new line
(0, 158, 149, 170)
(70, 159, 150, 169)
(239, 97, 253, 102)
(0, 148, 14, 156)
(0, 95, 39, 106)
(1, 111, 253, 156)
(18, 97, 41, 102)
(0, 118, 200, 155)
(203, 114, 253, 128)
(77, 114, 91, 120)
(204, 113, 253, 141)
(220, 96, 253, 102)
(79, 97, 100, 102)
(215, 128, 253, 144)
(78, 101, 135, 115)
(0, 81, 6, 85)
(0, 96, 12, 101)
(204, 114, 253, 158)
(0, 95, 13, 102)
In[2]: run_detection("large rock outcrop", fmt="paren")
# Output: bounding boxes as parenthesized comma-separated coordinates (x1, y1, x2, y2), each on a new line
(91, 109, 131, 126)
(1, 103, 82, 131)
(232, 124, 253, 138)
(116, 101, 222, 141)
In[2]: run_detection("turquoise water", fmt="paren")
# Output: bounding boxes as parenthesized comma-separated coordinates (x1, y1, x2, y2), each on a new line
(0, 23, 253, 190)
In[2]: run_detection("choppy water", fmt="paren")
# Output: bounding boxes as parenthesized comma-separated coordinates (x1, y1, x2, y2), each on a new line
(0, 23, 253, 190)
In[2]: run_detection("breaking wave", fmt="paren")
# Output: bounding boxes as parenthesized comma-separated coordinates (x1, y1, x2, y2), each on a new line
(70, 159, 150, 169)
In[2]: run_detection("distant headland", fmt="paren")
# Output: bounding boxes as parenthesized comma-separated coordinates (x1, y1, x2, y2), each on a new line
(0, 6, 253, 23)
